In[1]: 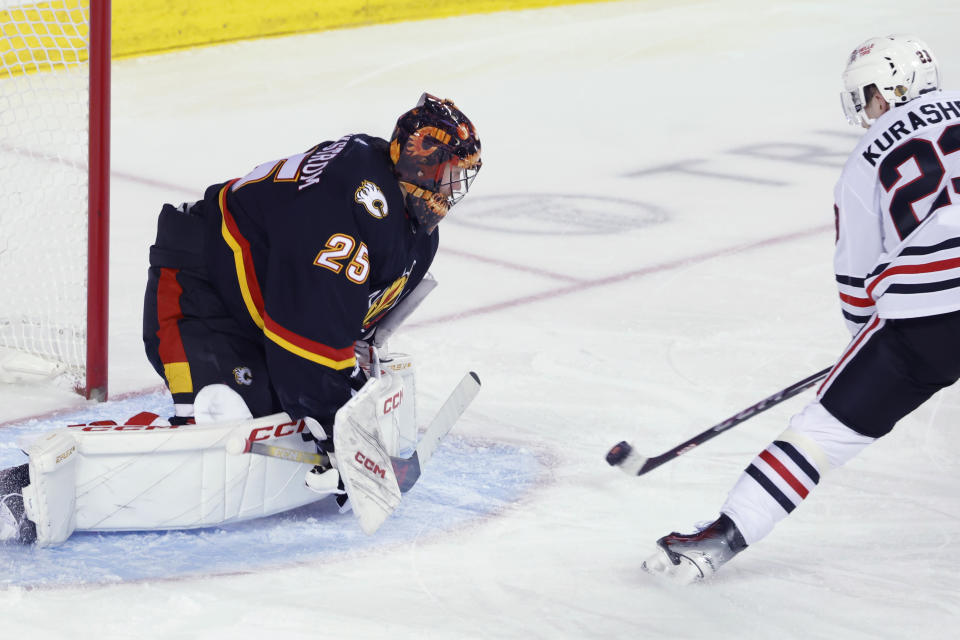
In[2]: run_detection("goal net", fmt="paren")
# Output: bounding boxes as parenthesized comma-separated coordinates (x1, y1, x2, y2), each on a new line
(0, 0, 109, 399)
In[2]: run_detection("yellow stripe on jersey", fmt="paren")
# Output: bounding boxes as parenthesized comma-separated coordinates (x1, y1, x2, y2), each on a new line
(163, 361, 194, 394)
(262, 326, 357, 371)
(218, 182, 266, 330)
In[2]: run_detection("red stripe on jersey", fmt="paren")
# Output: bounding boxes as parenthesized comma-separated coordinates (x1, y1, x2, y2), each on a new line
(866, 256, 960, 298)
(817, 315, 883, 396)
(759, 449, 809, 498)
(263, 312, 356, 365)
(219, 180, 267, 322)
(156, 268, 187, 364)
(839, 292, 874, 307)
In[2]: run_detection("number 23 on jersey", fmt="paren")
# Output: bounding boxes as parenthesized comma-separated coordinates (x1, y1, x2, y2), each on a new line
(880, 124, 960, 239)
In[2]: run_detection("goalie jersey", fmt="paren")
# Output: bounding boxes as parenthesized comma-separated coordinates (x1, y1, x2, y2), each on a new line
(156, 134, 437, 427)
(834, 90, 960, 335)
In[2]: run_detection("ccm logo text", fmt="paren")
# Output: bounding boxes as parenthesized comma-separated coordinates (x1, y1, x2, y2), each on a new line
(248, 420, 307, 443)
(382, 389, 403, 415)
(355, 451, 387, 479)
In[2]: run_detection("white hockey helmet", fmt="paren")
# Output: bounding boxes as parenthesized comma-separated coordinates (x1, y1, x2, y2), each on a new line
(840, 35, 940, 127)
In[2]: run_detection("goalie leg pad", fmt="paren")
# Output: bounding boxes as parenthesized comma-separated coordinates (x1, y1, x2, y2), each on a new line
(21, 431, 79, 546)
(378, 352, 417, 456)
(333, 374, 404, 535)
(17, 413, 336, 544)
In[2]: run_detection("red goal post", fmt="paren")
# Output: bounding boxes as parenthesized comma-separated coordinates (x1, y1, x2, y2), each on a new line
(87, 0, 110, 401)
(0, 0, 110, 400)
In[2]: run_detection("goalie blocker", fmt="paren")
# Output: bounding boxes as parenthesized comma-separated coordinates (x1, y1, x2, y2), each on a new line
(0, 354, 438, 546)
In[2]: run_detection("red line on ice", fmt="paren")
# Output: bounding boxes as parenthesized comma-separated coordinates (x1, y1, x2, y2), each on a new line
(415, 224, 831, 328)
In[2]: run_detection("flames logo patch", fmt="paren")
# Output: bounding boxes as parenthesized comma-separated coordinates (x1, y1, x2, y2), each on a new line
(363, 269, 412, 329)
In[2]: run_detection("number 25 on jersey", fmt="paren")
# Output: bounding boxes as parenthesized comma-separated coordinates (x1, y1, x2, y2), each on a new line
(314, 234, 370, 284)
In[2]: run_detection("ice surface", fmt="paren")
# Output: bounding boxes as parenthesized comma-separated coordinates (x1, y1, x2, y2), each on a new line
(1, 1, 959, 637)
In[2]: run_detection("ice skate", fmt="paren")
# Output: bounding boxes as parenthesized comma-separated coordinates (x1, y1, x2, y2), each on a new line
(642, 514, 747, 584)
(0, 464, 36, 544)
(0, 495, 17, 541)
(0, 493, 37, 545)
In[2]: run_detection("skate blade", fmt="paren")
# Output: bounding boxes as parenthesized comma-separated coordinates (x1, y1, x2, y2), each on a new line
(641, 547, 705, 585)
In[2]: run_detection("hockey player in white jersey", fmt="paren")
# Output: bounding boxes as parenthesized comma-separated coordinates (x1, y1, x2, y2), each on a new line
(643, 34, 960, 583)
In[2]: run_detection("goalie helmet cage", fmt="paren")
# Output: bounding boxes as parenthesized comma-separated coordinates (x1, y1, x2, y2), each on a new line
(0, 0, 110, 400)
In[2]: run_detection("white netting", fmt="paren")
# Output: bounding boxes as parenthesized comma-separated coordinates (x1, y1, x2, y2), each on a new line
(0, 0, 90, 387)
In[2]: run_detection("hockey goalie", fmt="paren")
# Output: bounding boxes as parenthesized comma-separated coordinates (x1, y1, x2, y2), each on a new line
(0, 93, 482, 546)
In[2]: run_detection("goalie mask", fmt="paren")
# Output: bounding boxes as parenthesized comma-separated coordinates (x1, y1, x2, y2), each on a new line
(840, 34, 940, 128)
(390, 93, 482, 233)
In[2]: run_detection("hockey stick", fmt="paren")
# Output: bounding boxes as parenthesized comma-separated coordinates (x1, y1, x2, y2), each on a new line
(237, 440, 424, 495)
(392, 370, 481, 491)
(606, 366, 831, 477)
(233, 371, 481, 493)
(242, 441, 327, 466)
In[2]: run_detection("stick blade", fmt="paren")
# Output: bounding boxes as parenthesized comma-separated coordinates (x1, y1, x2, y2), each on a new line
(391, 452, 422, 493)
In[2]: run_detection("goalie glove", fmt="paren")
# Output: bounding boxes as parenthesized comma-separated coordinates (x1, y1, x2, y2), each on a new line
(354, 340, 380, 379)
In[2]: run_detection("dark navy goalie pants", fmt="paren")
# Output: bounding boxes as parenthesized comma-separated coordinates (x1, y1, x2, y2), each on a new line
(142, 202, 281, 418)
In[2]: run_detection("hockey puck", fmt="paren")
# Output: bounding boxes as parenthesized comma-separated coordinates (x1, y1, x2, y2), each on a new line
(605, 441, 633, 466)
(225, 436, 249, 455)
